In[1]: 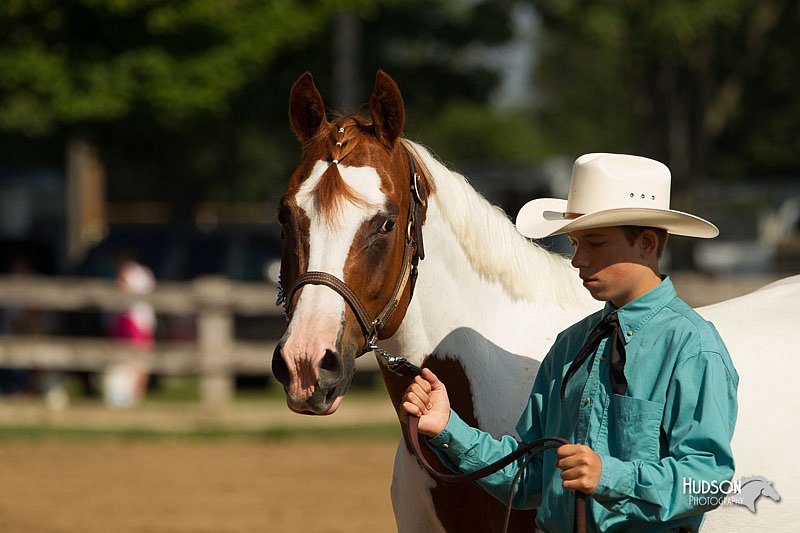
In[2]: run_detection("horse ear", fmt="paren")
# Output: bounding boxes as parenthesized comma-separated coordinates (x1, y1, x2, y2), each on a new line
(369, 71, 405, 147)
(289, 72, 328, 141)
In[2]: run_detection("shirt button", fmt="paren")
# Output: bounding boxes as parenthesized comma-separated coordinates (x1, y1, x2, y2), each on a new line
(442, 443, 449, 449)
(600, 355, 606, 361)
(627, 331, 633, 337)
(583, 397, 591, 406)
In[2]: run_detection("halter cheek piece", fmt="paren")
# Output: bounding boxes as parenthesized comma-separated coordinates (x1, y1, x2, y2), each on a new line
(276, 144, 426, 377)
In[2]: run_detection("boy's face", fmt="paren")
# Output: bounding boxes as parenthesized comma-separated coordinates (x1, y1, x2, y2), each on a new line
(567, 226, 659, 307)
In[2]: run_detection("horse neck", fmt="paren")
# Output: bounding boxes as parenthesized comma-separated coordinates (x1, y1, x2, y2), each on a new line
(387, 144, 597, 368)
(382, 157, 597, 434)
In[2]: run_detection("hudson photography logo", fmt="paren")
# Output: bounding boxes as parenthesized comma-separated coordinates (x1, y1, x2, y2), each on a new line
(683, 476, 781, 513)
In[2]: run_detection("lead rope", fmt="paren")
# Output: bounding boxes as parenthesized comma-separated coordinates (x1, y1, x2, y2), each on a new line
(399, 361, 586, 533)
(407, 415, 586, 533)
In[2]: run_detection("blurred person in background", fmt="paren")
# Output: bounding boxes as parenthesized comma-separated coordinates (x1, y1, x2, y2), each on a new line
(104, 250, 156, 408)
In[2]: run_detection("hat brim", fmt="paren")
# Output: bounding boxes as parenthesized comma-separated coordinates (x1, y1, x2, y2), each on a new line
(516, 198, 719, 239)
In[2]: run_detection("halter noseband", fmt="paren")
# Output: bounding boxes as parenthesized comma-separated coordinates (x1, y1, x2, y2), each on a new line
(277, 144, 427, 359)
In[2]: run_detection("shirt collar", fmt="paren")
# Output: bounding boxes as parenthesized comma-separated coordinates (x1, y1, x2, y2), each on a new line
(602, 276, 676, 344)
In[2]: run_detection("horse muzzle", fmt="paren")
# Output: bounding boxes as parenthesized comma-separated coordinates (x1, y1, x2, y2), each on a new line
(272, 341, 356, 415)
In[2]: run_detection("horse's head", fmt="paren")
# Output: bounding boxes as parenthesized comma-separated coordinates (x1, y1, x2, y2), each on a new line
(760, 480, 781, 502)
(271, 71, 428, 415)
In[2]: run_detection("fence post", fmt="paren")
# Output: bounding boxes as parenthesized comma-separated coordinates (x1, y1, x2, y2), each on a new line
(195, 277, 234, 405)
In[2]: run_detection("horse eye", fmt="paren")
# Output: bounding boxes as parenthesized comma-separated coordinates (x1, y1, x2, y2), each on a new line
(379, 219, 396, 234)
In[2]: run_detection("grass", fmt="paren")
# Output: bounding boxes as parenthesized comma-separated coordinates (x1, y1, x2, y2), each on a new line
(0, 374, 399, 443)
(0, 422, 402, 442)
(141, 373, 389, 404)
(59, 372, 389, 405)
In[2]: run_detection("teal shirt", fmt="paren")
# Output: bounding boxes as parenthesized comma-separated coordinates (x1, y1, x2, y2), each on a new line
(428, 277, 738, 532)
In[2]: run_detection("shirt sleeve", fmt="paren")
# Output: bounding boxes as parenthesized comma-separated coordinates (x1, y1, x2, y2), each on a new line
(426, 355, 553, 509)
(592, 349, 739, 521)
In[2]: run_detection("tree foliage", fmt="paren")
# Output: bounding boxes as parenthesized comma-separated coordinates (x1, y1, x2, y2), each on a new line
(0, 0, 524, 210)
(529, 0, 800, 181)
(3, 0, 797, 215)
(0, 0, 375, 134)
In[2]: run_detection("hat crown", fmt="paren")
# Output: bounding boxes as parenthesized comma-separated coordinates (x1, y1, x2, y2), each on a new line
(565, 153, 671, 215)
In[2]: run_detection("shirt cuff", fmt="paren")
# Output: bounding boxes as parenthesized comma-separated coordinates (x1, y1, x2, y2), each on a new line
(593, 453, 635, 502)
(426, 409, 491, 474)
(427, 409, 477, 458)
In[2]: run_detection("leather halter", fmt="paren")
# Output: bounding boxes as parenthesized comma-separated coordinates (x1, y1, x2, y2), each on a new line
(281, 144, 427, 356)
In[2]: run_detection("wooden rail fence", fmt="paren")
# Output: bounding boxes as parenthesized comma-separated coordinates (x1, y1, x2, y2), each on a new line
(0, 276, 378, 405)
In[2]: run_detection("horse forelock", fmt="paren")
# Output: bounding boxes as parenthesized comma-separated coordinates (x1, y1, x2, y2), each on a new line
(402, 140, 586, 307)
(312, 165, 375, 222)
(294, 116, 388, 223)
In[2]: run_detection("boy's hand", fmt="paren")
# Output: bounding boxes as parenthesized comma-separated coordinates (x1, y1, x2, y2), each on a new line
(556, 444, 602, 494)
(400, 368, 451, 437)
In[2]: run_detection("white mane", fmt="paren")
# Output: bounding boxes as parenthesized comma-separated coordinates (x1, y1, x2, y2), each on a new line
(403, 140, 584, 307)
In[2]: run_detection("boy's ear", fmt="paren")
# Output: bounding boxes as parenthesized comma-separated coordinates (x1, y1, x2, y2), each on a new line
(639, 229, 659, 258)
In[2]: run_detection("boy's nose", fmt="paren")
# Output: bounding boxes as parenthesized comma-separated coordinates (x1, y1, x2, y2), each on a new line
(571, 249, 589, 268)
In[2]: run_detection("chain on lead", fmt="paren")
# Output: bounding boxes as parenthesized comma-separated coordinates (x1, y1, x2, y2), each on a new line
(368, 339, 401, 365)
(368, 339, 422, 378)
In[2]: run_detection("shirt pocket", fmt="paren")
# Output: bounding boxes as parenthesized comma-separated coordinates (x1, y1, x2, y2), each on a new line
(608, 394, 664, 462)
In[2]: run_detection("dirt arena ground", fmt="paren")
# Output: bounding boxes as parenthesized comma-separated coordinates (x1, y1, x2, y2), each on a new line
(0, 438, 399, 533)
(0, 389, 403, 533)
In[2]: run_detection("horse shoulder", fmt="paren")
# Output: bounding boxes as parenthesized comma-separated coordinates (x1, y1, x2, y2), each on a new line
(694, 275, 800, 532)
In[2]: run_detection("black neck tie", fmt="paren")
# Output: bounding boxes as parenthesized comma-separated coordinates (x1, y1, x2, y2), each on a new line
(560, 311, 628, 401)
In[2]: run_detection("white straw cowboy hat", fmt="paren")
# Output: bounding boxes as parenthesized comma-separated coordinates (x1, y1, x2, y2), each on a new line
(516, 153, 719, 239)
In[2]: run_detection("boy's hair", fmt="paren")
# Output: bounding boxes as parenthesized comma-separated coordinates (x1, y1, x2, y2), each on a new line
(620, 226, 669, 258)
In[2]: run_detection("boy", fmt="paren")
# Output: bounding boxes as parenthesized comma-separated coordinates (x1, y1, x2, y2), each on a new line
(402, 153, 738, 532)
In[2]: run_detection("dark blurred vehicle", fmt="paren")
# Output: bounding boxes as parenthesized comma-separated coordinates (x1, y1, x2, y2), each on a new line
(0, 239, 58, 276)
(73, 223, 282, 283)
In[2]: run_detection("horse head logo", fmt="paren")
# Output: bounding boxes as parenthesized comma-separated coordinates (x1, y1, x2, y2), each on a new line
(729, 476, 781, 513)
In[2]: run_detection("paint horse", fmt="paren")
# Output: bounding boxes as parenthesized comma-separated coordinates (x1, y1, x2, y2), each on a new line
(271, 71, 800, 532)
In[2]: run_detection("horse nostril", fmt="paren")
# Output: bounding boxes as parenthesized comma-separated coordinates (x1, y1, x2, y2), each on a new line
(318, 349, 343, 388)
(271, 344, 291, 387)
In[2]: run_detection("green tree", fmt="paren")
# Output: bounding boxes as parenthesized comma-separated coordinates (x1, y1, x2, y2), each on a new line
(530, 0, 799, 181)
(529, 0, 800, 267)
(0, 0, 529, 212)
(287, 0, 529, 162)
(0, 0, 379, 133)
(0, 0, 379, 214)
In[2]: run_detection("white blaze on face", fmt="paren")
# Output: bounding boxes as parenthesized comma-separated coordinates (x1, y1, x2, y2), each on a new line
(282, 160, 386, 402)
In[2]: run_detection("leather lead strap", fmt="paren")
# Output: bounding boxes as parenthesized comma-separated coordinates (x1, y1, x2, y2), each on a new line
(407, 417, 587, 533)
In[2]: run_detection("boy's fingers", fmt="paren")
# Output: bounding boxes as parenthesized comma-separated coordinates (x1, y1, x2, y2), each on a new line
(556, 445, 596, 470)
(420, 368, 441, 388)
(556, 455, 583, 470)
(414, 375, 432, 394)
(408, 384, 430, 406)
(402, 390, 429, 414)
(556, 444, 579, 459)
(402, 401, 421, 417)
